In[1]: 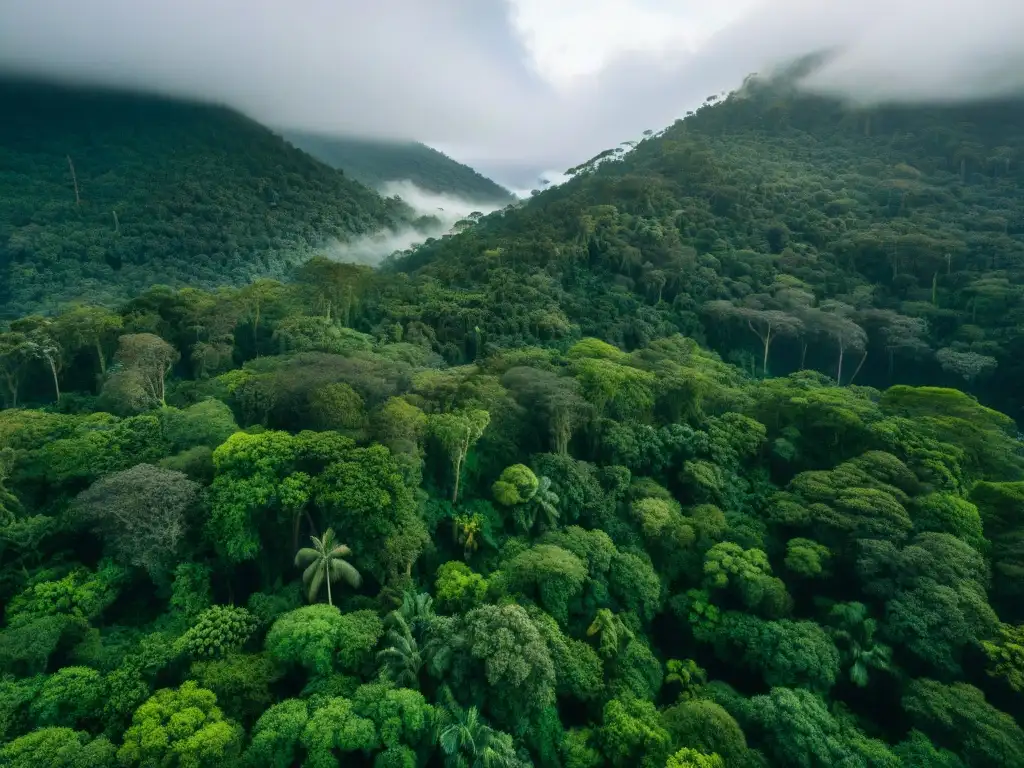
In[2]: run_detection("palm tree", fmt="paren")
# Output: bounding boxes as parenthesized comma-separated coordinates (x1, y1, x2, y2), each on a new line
(435, 689, 522, 768)
(294, 528, 361, 606)
(454, 513, 483, 560)
(513, 476, 560, 534)
(533, 476, 560, 530)
(393, 590, 435, 634)
(827, 602, 892, 687)
(377, 613, 424, 688)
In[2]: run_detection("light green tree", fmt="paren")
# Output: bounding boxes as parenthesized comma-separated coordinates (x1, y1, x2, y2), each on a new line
(117, 681, 243, 768)
(430, 409, 490, 504)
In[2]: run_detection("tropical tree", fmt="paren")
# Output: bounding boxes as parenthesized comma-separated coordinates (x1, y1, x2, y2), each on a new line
(294, 528, 362, 607)
(824, 602, 892, 687)
(111, 333, 180, 407)
(665, 659, 708, 702)
(11, 316, 65, 402)
(435, 689, 523, 768)
(0, 331, 32, 407)
(377, 613, 425, 689)
(54, 304, 123, 378)
(430, 409, 491, 504)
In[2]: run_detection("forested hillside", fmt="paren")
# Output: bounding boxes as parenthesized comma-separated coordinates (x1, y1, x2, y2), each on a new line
(2, 74, 1024, 768)
(0, 79, 413, 317)
(283, 130, 515, 203)
(392, 76, 1024, 424)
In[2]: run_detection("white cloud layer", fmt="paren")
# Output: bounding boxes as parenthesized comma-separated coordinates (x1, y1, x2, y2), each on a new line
(327, 181, 506, 266)
(1, 0, 1023, 185)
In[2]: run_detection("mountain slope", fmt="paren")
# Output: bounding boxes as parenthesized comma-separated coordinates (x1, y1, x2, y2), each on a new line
(0, 79, 411, 317)
(283, 130, 515, 204)
(389, 77, 1024, 422)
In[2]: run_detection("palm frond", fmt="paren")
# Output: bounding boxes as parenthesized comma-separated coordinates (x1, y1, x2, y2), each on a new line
(306, 564, 325, 603)
(329, 543, 353, 558)
(295, 547, 319, 567)
(329, 557, 362, 588)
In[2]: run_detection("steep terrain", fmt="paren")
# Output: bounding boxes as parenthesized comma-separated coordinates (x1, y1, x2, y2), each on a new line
(0, 79, 412, 317)
(283, 130, 515, 204)
(2, 73, 1024, 768)
(390, 78, 1024, 422)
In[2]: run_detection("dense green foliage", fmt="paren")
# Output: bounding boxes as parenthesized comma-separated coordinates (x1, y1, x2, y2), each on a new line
(2, 72, 1024, 767)
(284, 130, 515, 204)
(390, 76, 1024, 424)
(0, 78, 414, 317)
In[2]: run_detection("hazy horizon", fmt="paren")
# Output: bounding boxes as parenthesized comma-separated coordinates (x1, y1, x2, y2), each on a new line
(2, 1, 1023, 187)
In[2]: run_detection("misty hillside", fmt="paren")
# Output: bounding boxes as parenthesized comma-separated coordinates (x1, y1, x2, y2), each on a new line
(283, 130, 515, 204)
(390, 77, 1024, 422)
(0, 79, 413, 317)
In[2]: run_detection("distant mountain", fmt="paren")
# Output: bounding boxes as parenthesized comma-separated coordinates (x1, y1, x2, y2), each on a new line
(0, 78, 412, 317)
(282, 131, 515, 204)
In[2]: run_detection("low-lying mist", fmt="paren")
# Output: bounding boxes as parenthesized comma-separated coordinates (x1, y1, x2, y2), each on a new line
(324, 180, 510, 267)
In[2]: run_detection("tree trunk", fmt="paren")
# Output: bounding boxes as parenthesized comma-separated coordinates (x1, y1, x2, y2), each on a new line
(47, 357, 60, 402)
(67, 155, 80, 205)
(848, 351, 868, 385)
(326, 563, 333, 606)
(836, 343, 845, 386)
(452, 453, 463, 505)
(762, 329, 772, 376)
(4, 375, 18, 408)
(800, 342, 807, 370)
(95, 340, 107, 376)
(253, 302, 261, 357)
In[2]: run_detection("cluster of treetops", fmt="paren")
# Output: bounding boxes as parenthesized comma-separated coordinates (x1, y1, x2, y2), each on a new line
(389, 70, 1024, 425)
(1, 247, 1024, 767)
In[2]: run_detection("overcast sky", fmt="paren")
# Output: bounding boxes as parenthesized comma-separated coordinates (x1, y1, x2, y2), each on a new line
(2, 0, 1023, 187)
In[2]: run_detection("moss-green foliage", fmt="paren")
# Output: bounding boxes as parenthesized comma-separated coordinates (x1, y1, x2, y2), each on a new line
(0, 727, 117, 768)
(175, 606, 258, 659)
(3, 70, 1024, 768)
(117, 681, 243, 768)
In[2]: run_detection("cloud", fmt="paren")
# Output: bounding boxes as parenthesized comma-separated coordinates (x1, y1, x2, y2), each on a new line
(2, 0, 1023, 185)
(327, 181, 506, 266)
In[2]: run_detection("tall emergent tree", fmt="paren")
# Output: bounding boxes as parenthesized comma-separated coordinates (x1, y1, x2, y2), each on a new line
(112, 333, 180, 407)
(430, 409, 491, 504)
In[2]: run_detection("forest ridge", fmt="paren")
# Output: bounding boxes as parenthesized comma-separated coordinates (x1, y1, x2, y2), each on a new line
(1, 73, 1024, 768)
(0, 78, 510, 318)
